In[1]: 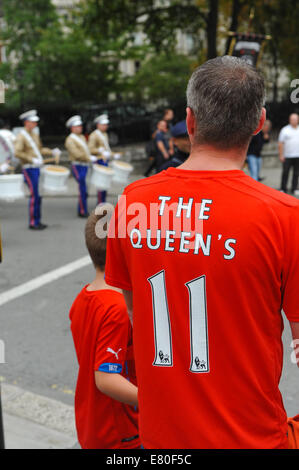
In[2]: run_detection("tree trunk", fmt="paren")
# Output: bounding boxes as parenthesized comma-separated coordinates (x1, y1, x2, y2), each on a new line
(225, 0, 244, 55)
(272, 45, 279, 103)
(206, 0, 219, 59)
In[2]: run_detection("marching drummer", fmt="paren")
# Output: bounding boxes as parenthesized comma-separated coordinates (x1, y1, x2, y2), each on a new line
(14, 109, 61, 230)
(65, 115, 97, 218)
(0, 119, 17, 171)
(88, 114, 121, 204)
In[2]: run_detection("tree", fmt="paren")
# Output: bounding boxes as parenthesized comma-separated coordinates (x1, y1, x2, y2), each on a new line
(129, 52, 196, 104)
(0, 0, 126, 106)
(0, 0, 59, 106)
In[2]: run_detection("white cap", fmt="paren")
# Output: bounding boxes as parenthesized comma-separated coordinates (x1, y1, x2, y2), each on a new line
(19, 109, 40, 122)
(66, 115, 83, 128)
(94, 114, 109, 125)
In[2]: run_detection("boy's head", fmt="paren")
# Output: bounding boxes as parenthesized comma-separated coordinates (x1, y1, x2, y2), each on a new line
(85, 205, 113, 271)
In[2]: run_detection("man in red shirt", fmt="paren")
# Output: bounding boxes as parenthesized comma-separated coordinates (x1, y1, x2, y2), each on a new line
(105, 56, 299, 449)
(69, 209, 140, 449)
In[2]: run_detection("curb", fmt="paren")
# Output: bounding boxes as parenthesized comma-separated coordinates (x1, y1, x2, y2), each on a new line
(1, 383, 78, 449)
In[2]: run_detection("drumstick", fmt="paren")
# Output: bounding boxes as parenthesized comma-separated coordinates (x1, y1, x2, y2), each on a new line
(43, 157, 55, 164)
(43, 155, 60, 165)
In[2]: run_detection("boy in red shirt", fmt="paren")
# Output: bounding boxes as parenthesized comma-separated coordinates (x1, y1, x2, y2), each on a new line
(69, 207, 140, 449)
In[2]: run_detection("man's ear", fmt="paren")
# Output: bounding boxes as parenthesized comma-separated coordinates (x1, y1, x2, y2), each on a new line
(186, 107, 196, 139)
(253, 107, 266, 136)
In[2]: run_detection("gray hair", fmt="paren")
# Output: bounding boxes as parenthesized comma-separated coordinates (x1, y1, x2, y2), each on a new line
(186, 56, 265, 149)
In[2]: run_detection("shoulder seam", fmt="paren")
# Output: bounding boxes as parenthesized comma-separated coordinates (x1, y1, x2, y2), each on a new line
(217, 177, 299, 208)
(124, 173, 170, 194)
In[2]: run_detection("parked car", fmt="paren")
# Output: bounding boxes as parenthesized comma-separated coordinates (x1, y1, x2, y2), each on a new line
(81, 102, 156, 146)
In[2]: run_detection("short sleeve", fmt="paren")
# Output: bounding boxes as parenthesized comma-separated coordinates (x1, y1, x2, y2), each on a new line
(105, 193, 132, 291)
(278, 128, 286, 143)
(282, 206, 299, 322)
(154, 132, 163, 143)
(94, 301, 131, 373)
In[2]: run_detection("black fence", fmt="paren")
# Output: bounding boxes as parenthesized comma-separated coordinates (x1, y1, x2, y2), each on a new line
(0, 99, 298, 145)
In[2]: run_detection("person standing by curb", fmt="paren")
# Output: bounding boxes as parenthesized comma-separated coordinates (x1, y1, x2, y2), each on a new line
(278, 113, 299, 195)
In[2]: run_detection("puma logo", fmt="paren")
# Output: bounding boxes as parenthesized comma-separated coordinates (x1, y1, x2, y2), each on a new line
(106, 347, 122, 360)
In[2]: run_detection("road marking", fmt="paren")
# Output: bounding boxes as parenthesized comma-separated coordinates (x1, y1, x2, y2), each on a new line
(0, 256, 91, 307)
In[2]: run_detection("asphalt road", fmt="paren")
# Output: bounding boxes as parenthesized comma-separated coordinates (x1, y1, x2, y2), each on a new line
(0, 196, 98, 406)
(0, 166, 298, 420)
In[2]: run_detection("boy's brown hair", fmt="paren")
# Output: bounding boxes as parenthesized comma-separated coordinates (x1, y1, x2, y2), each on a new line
(85, 206, 112, 271)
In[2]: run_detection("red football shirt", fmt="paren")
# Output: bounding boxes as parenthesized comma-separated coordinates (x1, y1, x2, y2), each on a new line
(69, 286, 140, 449)
(105, 168, 299, 449)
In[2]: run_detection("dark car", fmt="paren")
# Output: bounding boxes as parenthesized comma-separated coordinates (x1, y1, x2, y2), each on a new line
(81, 102, 155, 146)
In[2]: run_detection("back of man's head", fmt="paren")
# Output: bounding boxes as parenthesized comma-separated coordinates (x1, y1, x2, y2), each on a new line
(186, 56, 265, 150)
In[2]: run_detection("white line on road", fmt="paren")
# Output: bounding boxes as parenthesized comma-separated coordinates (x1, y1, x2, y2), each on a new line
(0, 256, 92, 307)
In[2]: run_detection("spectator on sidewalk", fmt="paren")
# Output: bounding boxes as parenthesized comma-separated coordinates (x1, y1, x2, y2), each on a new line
(278, 113, 299, 195)
(69, 208, 140, 449)
(144, 110, 175, 177)
(154, 120, 171, 172)
(158, 120, 190, 172)
(105, 55, 299, 449)
(163, 108, 175, 158)
(247, 119, 271, 181)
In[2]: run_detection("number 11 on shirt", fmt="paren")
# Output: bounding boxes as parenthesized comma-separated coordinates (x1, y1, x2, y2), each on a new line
(148, 271, 209, 373)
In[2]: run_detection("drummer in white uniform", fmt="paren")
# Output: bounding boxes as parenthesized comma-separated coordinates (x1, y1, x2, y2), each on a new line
(65, 115, 97, 218)
(14, 110, 61, 230)
(88, 114, 121, 204)
(0, 119, 16, 171)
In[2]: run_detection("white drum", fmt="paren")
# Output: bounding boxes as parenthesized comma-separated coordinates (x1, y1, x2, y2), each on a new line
(42, 165, 70, 193)
(0, 132, 13, 164)
(90, 164, 114, 190)
(112, 160, 133, 184)
(0, 174, 25, 201)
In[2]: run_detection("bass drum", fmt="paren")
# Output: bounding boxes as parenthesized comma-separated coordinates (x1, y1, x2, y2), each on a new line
(42, 165, 70, 193)
(0, 174, 25, 201)
(0, 132, 13, 164)
(90, 164, 114, 190)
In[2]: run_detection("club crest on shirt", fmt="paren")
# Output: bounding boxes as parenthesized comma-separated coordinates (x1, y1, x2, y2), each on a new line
(194, 356, 207, 370)
(159, 350, 170, 363)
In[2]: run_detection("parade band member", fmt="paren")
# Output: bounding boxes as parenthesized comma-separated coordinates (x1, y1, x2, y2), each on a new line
(65, 115, 97, 218)
(0, 119, 17, 171)
(14, 110, 61, 230)
(88, 114, 120, 204)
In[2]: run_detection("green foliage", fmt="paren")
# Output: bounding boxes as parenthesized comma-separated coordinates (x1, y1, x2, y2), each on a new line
(252, 0, 299, 78)
(0, 0, 298, 109)
(0, 0, 135, 106)
(129, 53, 196, 103)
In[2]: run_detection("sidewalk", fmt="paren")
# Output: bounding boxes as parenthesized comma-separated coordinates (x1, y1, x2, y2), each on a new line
(1, 382, 78, 449)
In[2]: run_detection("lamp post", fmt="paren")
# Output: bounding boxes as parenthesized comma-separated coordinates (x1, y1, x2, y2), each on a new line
(0, 384, 5, 449)
(17, 67, 25, 110)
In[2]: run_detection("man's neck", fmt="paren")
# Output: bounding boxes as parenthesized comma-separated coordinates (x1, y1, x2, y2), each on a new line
(178, 144, 247, 171)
